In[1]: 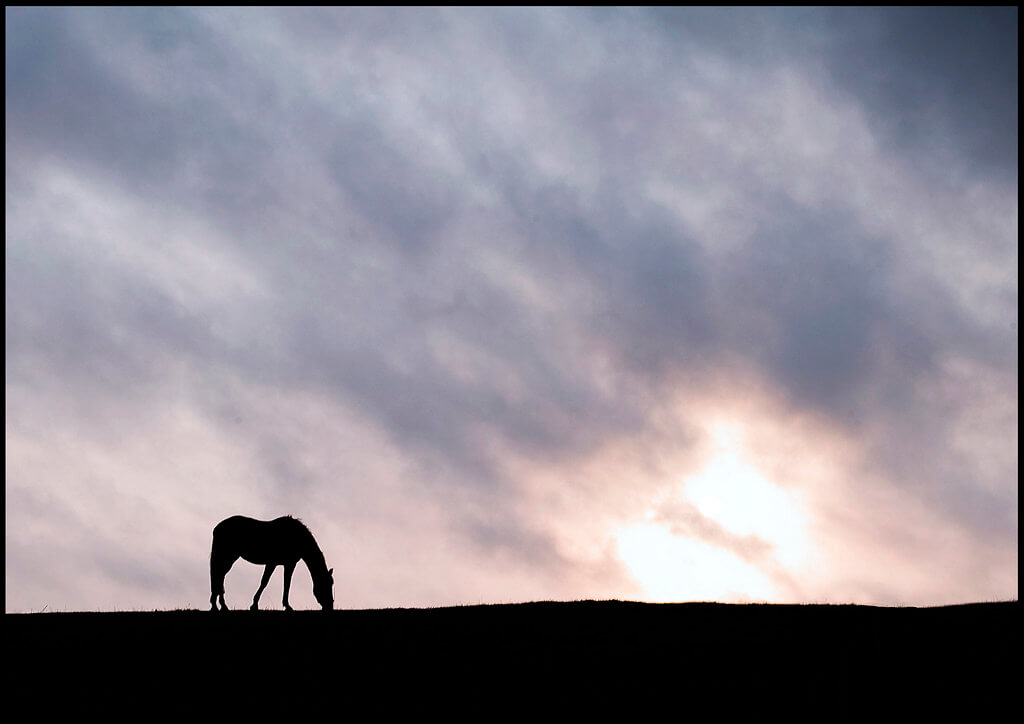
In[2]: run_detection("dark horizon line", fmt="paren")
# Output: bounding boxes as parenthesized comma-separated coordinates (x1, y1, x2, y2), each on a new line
(7, 597, 1017, 615)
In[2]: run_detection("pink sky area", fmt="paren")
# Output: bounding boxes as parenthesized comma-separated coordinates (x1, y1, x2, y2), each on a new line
(6, 7, 1017, 611)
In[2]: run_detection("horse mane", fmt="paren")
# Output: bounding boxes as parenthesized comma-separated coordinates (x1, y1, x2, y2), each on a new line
(284, 515, 328, 578)
(283, 514, 311, 533)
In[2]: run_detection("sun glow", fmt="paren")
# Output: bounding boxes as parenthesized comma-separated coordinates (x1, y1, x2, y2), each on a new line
(614, 420, 816, 602)
(686, 422, 813, 570)
(616, 521, 778, 602)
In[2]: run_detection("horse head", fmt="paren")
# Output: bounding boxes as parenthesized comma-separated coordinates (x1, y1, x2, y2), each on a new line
(314, 567, 335, 610)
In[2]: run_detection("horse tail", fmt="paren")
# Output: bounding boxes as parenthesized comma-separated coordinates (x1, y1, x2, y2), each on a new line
(209, 525, 228, 597)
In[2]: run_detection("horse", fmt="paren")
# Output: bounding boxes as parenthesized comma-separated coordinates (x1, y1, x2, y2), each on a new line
(209, 515, 334, 611)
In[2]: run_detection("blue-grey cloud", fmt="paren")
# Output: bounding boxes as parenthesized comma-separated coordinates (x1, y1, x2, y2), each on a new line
(823, 7, 1018, 183)
(6, 6, 1016, 609)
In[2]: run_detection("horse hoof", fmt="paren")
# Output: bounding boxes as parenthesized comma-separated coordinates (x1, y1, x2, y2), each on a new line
(250, 605, 259, 611)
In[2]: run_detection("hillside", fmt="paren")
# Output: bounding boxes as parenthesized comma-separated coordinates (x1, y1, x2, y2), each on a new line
(7, 600, 1016, 717)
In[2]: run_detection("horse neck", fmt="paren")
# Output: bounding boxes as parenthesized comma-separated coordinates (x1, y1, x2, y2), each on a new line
(299, 534, 329, 582)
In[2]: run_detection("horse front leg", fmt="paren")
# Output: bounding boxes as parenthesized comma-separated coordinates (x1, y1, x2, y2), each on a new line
(282, 561, 297, 611)
(251, 564, 277, 610)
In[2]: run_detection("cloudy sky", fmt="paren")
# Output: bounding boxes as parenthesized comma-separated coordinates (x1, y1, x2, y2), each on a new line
(6, 7, 1017, 611)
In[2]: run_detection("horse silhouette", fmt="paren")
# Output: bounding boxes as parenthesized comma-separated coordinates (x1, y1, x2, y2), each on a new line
(210, 515, 334, 611)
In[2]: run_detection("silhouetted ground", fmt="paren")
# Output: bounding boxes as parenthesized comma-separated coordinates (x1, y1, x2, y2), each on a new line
(7, 601, 1016, 718)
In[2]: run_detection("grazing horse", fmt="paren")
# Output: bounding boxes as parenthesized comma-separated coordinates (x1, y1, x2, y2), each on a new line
(210, 515, 334, 611)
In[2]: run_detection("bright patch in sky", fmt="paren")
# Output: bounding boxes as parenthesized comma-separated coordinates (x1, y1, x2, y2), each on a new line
(615, 521, 778, 602)
(686, 422, 814, 571)
(615, 421, 816, 602)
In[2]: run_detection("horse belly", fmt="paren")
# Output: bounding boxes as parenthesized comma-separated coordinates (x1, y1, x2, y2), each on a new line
(214, 517, 301, 565)
(239, 548, 294, 566)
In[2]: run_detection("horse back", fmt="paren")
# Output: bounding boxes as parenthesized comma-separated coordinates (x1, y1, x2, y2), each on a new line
(212, 515, 306, 565)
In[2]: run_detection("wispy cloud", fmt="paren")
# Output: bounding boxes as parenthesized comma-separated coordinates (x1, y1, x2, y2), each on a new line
(6, 7, 1016, 610)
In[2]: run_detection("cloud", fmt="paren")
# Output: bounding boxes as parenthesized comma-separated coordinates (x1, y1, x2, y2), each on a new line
(5, 7, 1016, 610)
(822, 7, 1018, 184)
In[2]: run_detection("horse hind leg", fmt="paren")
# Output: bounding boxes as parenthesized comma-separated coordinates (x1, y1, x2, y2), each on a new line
(210, 548, 238, 612)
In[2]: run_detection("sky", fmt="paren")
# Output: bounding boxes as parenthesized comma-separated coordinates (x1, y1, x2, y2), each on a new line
(5, 7, 1017, 612)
